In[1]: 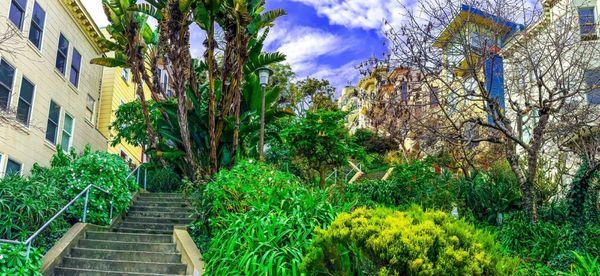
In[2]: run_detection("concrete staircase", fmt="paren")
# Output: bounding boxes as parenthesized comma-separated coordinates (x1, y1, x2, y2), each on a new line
(53, 192, 195, 275)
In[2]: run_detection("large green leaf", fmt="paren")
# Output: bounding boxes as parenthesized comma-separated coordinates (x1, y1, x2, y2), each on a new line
(90, 57, 127, 67)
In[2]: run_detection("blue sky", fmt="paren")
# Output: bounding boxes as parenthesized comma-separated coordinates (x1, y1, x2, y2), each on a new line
(84, 0, 402, 91)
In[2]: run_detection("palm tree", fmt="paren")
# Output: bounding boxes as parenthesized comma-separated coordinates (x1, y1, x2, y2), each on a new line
(212, 0, 285, 169)
(92, 0, 160, 153)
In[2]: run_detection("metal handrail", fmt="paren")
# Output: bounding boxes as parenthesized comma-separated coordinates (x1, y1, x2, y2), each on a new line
(0, 184, 113, 259)
(127, 164, 148, 190)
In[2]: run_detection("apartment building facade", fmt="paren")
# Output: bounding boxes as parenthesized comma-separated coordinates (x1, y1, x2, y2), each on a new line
(500, 0, 600, 178)
(0, 0, 107, 176)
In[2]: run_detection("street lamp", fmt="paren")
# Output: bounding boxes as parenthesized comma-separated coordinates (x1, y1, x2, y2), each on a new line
(257, 67, 272, 161)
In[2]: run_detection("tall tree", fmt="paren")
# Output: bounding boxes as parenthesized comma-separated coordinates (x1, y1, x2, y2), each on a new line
(93, 0, 160, 153)
(385, 0, 600, 221)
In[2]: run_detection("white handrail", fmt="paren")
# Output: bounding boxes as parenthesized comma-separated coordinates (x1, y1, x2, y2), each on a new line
(127, 164, 148, 190)
(0, 184, 112, 259)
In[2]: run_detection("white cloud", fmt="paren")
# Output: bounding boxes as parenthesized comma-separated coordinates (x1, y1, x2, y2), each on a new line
(310, 60, 362, 97)
(289, 0, 405, 31)
(266, 25, 354, 75)
(81, 0, 109, 27)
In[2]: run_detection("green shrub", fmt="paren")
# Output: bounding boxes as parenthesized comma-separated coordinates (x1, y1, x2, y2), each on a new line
(191, 160, 348, 275)
(31, 148, 138, 225)
(302, 206, 520, 275)
(146, 167, 182, 192)
(498, 212, 600, 272)
(352, 128, 397, 155)
(348, 159, 457, 210)
(0, 176, 66, 240)
(0, 243, 43, 275)
(455, 162, 521, 224)
(0, 146, 136, 265)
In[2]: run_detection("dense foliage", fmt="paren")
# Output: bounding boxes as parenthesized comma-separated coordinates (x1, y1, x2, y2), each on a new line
(145, 166, 182, 192)
(0, 243, 43, 275)
(348, 159, 456, 210)
(187, 160, 349, 274)
(285, 110, 354, 187)
(0, 147, 136, 273)
(302, 207, 519, 275)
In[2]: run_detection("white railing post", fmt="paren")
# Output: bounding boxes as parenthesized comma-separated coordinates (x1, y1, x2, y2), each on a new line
(82, 188, 90, 223)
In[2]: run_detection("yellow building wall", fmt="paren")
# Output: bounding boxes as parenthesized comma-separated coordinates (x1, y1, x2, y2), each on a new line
(98, 66, 149, 166)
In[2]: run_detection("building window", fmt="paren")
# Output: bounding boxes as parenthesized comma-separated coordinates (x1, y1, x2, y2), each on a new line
(6, 158, 22, 175)
(578, 7, 597, 40)
(69, 49, 81, 87)
(585, 69, 600, 104)
(61, 113, 74, 151)
(0, 59, 16, 110)
(400, 82, 408, 102)
(85, 94, 95, 123)
(55, 34, 69, 75)
(45, 101, 60, 144)
(9, 0, 27, 30)
(16, 77, 34, 126)
(28, 2, 46, 49)
(121, 68, 130, 82)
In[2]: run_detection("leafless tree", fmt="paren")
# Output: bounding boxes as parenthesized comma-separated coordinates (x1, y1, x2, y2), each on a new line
(383, 0, 600, 221)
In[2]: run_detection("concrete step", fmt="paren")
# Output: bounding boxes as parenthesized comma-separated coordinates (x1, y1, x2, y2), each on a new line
(113, 227, 173, 235)
(136, 196, 185, 202)
(129, 206, 193, 213)
(120, 222, 175, 231)
(54, 267, 181, 275)
(123, 216, 194, 225)
(127, 211, 192, 219)
(69, 248, 182, 263)
(78, 239, 177, 253)
(135, 201, 189, 208)
(86, 231, 172, 243)
(138, 193, 183, 199)
(60, 257, 187, 274)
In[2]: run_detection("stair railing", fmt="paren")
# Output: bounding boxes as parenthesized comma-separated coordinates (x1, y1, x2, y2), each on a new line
(0, 184, 112, 260)
(127, 164, 148, 190)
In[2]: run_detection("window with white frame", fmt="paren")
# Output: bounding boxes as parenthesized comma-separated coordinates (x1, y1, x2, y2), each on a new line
(6, 158, 22, 176)
(28, 2, 46, 49)
(0, 59, 15, 110)
(578, 7, 597, 40)
(45, 100, 60, 144)
(585, 69, 600, 104)
(61, 113, 74, 151)
(85, 94, 95, 123)
(16, 77, 34, 126)
(55, 34, 69, 75)
(69, 49, 81, 87)
(121, 68, 130, 82)
(9, 0, 27, 30)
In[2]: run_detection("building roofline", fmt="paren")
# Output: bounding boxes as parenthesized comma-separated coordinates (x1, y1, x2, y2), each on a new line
(434, 5, 524, 48)
(60, 0, 107, 53)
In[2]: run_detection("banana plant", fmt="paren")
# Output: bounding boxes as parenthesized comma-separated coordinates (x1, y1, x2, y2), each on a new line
(92, 0, 161, 153)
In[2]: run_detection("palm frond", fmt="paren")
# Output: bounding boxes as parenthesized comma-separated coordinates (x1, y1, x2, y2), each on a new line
(130, 3, 163, 20)
(245, 52, 286, 74)
(90, 57, 128, 68)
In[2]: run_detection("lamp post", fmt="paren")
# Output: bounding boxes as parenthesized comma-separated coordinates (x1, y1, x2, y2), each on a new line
(257, 67, 272, 161)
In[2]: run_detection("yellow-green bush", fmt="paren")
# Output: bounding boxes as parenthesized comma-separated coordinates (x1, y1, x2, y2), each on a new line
(302, 206, 519, 275)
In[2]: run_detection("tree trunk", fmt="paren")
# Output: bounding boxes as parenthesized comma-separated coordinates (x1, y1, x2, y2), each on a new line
(231, 24, 244, 167)
(164, 3, 198, 178)
(207, 18, 218, 175)
(133, 71, 158, 152)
